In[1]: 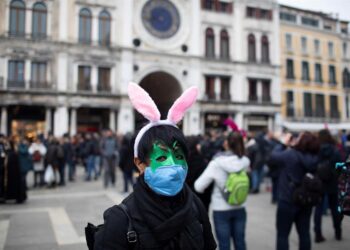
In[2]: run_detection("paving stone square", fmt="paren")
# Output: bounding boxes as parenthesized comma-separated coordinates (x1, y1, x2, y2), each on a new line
(0, 168, 349, 250)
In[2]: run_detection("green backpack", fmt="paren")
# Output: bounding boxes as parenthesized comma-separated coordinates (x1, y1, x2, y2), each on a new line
(221, 171, 250, 205)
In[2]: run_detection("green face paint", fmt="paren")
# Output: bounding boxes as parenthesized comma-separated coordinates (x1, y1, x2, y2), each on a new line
(149, 141, 187, 172)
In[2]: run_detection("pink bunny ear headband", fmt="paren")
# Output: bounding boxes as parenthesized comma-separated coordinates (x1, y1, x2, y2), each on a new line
(128, 82, 198, 158)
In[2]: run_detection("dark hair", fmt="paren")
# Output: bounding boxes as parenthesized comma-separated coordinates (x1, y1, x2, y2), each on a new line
(318, 129, 335, 145)
(293, 132, 319, 155)
(227, 132, 245, 158)
(137, 125, 189, 163)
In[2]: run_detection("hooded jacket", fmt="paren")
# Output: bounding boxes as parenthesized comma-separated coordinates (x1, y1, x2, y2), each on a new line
(194, 152, 250, 211)
(269, 146, 319, 204)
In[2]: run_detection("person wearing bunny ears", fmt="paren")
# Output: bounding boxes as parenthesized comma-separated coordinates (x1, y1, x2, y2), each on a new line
(93, 83, 217, 250)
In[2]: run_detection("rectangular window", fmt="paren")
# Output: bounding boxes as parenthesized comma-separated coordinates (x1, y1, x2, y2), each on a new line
(31, 62, 47, 88)
(286, 59, 294, 79)
(315, 94, 325, 117)
(246, 7, 256, 18)
(314, 39, 320, 55)
(285, 33, 292, 50)
(302, 61, 310, 81)
(315, 63, 322, 83)
(329, 65, 336, 84)
(280, 12, 296, 23)
(203, 0, 215, 10)
(205, 76, 215, 100)
(260, 9, 271, 20)
(220, 77, 230, 101)
(262, 80, 271, 102)
(248, 79, 257, 101)
(301, 36, 307, 53)
(301, 17, 319, 27)
(286, 91, 294, 117)
(8, 60, 25, 88)
(330, 95, 339, 118)
(98, 67, 111, 92)
(78, 65, 91, 91)
(303, 93, 313, 117)
(328, 42, 334, 57)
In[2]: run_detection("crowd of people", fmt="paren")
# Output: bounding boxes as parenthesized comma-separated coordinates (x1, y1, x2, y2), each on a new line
(0, 126, 349, 250)
(0, 129, 135, 203)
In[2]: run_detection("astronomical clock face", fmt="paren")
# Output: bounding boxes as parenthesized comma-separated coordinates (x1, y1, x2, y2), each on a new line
(141, 0, 180, 39)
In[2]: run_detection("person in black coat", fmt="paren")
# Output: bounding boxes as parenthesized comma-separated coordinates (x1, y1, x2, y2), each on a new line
(119, 134, 135, 193)
(269, 132, 319, 250)
(313, 129, 343, 242)
(186, 136, 213, 211)
(94, 125, 217, 250)
(1, 139, 27, 203)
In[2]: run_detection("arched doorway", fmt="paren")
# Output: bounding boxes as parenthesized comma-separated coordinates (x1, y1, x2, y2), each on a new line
(136, 71, 182, 130)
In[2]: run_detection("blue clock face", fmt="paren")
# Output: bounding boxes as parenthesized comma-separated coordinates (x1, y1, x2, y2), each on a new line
(142, 0, 180, 39)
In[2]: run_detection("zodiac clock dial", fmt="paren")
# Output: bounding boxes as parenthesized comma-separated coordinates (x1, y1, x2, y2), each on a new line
(142, 0, 180, 39)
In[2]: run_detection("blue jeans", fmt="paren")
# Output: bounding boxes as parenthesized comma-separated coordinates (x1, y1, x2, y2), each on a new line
(251, 166, 264, 191)
(276, 201, 312, 250)
(213, 208, 247, 250)
(86, 155, 96, 180)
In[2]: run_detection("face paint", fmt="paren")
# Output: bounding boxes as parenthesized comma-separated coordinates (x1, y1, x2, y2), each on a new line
(144, 141, 188, 196)
(148, 141, 187, 171)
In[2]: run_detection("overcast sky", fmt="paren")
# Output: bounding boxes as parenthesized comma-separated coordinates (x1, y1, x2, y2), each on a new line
(278, 0, 350, 21)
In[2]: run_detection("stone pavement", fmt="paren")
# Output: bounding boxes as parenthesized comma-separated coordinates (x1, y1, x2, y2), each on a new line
(0, 167, 349, 250)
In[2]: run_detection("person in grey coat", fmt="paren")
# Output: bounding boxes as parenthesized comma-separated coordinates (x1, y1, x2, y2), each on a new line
(100, 129, 119, 188)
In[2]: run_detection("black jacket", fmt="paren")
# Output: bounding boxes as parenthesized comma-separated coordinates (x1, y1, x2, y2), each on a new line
(318, 144, 342, 194)
(269, 146, 318, 204)
(94, 177, 217, 250)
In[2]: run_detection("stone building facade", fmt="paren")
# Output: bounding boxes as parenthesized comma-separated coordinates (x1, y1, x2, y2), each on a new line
(280, 5, 350, 131)
(0, 0, 281, 137)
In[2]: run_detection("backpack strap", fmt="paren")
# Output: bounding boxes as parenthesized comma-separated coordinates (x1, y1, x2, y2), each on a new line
(118, 203, 138, 244)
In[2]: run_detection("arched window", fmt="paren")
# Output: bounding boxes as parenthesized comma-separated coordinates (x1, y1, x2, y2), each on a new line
(220, 29, 229, 60)
(32, 2, 47, 39)
(343, 68, 350, 88)
(79, 8, 92, 44)
(261, 35, 269, 63)
(205, 28, 215, 58)
(9, 0, 25, 37)
(248, 34, 256, 62)
(99, 10, 111, 46)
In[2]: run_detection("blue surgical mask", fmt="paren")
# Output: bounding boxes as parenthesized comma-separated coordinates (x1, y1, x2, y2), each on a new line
(144, 164, 188, 196)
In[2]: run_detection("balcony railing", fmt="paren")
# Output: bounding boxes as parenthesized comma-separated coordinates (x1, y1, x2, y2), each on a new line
(285, 109, 341, 122)
(30, 81, 51, 90)
(77, 83, 92, 92)
(7, 80, 25, 89)
(97, 84, 111, 92)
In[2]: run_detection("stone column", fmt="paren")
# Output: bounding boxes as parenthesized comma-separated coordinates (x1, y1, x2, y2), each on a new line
(117, 100, 134, 134)
(214, 77, 221, 101)
(268, 115, 274, 131)
(109, 109, 116, 132)
(92, 10, 99, 45)
(235, 112, 244, 130)
(54, 106, 69, 137)
(184, 107, 201, 135)
(58, 0, 68, 41)
(257, 80, 263, 103)
(91, 66, 98, 93)
(25, 60, 31, 89)
(1, 107, 8, 135)
(45, 108, 52, 135)
(70, 108, 77, 136)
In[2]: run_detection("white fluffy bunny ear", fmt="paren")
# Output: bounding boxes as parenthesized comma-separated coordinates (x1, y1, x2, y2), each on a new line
(167, 86, 198, 124)
(128, 82, 161, 122)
